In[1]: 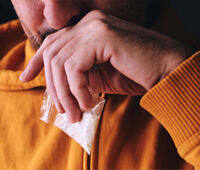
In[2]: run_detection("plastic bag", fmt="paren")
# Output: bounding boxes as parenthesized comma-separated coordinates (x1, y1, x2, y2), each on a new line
(40, 90, 105, 155)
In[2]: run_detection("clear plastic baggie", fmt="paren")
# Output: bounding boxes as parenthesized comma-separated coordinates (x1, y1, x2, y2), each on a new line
(40, 90, 105, 155)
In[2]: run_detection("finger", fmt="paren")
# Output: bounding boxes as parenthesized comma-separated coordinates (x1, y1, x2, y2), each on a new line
(77, 10, 106, 26)
(43, 47, 65, 113)
(42, 29, 77, 113)
(20, 27, 72, 82)
(51, 54, 81, 123)
(19, 34, 58, 82)
(65, 47, 95, 110)
(43, 33, 78, 117)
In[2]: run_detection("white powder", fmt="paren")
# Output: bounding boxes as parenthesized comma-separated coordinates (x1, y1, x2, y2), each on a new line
(40, 90, 105, 155)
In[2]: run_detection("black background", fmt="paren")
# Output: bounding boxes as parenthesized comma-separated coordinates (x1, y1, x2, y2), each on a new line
(0, 0, 17, 24)
(169, 0, 200, 36)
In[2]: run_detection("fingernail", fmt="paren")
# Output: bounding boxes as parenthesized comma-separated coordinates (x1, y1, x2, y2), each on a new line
(19, 72, 26, 81)
(54, 102, 65, 113)
(67, 112, 81, 123)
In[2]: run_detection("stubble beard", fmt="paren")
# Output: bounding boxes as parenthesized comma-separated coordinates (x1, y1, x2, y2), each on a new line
(20, 20, 57, 50)
(19, 0, 151, 50)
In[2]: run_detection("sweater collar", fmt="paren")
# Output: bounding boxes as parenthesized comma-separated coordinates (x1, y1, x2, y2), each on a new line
(0, 39, 46, 91)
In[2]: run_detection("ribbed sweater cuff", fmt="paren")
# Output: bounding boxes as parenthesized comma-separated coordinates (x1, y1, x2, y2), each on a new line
(140, 51, 200, 157)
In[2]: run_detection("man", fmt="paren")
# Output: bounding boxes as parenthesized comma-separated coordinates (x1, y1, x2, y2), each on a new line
(0, 0, 199, 169)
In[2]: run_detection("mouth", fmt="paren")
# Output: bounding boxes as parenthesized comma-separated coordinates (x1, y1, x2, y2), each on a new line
(41, 8, 90, 41)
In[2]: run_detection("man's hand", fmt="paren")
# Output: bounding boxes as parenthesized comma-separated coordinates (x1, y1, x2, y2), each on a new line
(19, 10, 189, 122)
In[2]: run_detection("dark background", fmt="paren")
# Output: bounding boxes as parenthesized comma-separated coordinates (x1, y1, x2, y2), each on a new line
(0, 0, 200, 36)
(169, 0, 200, 36)
(0, 0, 17, 24)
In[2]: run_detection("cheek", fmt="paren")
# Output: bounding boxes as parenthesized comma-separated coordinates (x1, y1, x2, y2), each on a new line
(14, 0, 44, 34)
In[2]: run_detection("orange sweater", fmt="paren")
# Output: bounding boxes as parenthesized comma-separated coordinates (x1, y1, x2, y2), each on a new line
(0, 8, 199, 170)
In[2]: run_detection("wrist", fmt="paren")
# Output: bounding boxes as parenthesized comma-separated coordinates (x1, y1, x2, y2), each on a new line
(160, 44, 195, 82)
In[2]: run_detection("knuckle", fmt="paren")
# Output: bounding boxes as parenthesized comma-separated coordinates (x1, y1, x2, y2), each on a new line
(51, 56, 62, 67)
(64, 59, 76, 72)
(90, 19, 108, 34)
(88, 10, 105, 18)
(45, 34, 55, 42)
(91, 19, 102, 27)
(43, 48, 51, 60)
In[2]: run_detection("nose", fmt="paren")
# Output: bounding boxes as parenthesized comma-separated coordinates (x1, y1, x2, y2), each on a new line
(43, 0, 80, 30)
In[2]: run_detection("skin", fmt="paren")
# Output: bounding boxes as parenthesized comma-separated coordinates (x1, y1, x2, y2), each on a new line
(11, 0, 191, 122)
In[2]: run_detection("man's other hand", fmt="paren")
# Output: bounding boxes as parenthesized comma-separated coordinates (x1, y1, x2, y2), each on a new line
(19, 10, 190, 122)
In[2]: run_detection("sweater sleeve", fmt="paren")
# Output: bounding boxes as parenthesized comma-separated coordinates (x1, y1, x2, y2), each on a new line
(140, 51, 200, 168)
